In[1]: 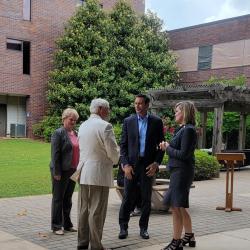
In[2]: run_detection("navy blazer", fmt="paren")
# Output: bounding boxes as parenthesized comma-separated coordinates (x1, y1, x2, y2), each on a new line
(120, 114, 164, 167)
(167, 124, 197, 169)
(50, 127, 76, 176)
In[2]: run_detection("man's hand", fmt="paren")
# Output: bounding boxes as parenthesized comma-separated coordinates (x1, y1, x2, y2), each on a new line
(54, 175, 61, 181)
(146, 162, 159, 177)
(123, 165, 134, 180)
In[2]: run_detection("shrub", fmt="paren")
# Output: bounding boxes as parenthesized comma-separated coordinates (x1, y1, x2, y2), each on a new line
(42, 0, 179, 139)
(206, 74, 246, 86)
(33, 116, 61, 142)
(157, 150, 220, 181)
(113, 123, 122, 145)
(113, 167, 118, 179)
(156, 167, 170, 179)
(194, 150, 220, 180)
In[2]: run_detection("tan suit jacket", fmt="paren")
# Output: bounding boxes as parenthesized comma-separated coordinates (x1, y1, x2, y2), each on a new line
(77, 114, 119, 187)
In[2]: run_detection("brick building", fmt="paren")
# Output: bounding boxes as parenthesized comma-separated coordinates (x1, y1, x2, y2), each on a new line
(0, 0, 145, 137)
(168, 14, 250, 86)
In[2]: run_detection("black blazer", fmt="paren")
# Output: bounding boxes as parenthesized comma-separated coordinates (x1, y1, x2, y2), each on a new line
(167, 124, 197, 169)
(120, 114, 164, 167)
(50, 127, 76, 176)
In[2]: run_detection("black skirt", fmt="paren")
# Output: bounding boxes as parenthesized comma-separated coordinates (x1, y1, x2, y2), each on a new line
(163, 167, 194, 208)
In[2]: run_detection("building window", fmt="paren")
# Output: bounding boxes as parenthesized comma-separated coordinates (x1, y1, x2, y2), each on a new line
(76, 0, 85, 7)
(23, 0, 31, 21)
(23, 41, 30, 75)
(76, 1, 102, 8)
(198, 45, 213, 70)
(6, 39, 31, 75)
(6, 39, 22, 51)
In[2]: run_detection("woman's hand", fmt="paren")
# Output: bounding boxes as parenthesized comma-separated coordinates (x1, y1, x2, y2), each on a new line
(159, 141, 169, 151)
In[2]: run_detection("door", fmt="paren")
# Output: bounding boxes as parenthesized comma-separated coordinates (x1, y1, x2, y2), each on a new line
(0, 104, 7, 136)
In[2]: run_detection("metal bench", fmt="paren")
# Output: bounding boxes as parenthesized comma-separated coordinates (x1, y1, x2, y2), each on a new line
(114, 179, 170, 212)
(151, 184, 169, 211)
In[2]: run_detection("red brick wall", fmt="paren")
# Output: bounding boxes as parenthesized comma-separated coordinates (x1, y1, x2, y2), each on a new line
(0, 0, 145, 137)
(179, 66, 250, 85)
(102, 0, 145, 13)
(168, 15, 250, 86)
(27, 0, 76, 134)
(169, 15, 250, 50)
(0, 0, 77, 136)
(0, 0, 23, 19)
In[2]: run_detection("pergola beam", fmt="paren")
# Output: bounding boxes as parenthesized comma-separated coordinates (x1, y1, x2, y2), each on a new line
(148, 84, 250, 154)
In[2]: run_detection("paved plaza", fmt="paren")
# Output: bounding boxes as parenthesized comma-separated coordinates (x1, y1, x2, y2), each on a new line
(0, 168, 250, 249)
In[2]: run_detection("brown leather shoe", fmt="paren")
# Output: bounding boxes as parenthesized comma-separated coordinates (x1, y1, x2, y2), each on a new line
(64, 227, 77, 232)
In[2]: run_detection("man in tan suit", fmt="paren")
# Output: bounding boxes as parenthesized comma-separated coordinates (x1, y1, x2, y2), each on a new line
(77, 98, 120, 250)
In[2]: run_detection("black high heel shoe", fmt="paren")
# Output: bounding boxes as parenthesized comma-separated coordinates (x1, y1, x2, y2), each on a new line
(181, 233, 196, 247)
(161, 238, 183, 250)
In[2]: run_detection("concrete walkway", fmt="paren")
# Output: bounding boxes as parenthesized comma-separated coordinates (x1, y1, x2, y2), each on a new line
(1, 168, 250, 249)
(136, 228, 250, 250)
(0, 231, 46, 250)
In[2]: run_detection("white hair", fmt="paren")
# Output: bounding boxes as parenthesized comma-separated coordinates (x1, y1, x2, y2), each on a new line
(89, 98, 110, 114)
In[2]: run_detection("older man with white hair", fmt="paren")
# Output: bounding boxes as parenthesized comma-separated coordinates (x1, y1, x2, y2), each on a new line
(77, 98, 120, 250)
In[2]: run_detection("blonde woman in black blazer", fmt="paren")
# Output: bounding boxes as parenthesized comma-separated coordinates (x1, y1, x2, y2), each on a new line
(160, 101, 197, 250)
(50, 108, 79, 235)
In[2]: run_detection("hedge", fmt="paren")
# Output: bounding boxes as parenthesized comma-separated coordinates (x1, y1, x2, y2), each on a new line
(156, 150, 220, 181)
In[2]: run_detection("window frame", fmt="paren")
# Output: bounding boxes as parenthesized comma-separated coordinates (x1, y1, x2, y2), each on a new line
(6, 39, 22, 51)
(23, 0, 31, 21)
(76, 0, 85, 7)
(6, 38, 31, 75)
(198, 45, 213, 70)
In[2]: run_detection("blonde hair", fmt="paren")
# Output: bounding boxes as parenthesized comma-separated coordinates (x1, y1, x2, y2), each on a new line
(175, 101, 196, 125)
(62, 108, 79, 122)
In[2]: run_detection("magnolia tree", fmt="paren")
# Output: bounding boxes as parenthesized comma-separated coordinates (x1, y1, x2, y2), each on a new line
(34, 0, 179, 140)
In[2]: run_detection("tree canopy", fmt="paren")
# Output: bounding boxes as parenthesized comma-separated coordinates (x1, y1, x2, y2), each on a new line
(36, 0, 178, 139)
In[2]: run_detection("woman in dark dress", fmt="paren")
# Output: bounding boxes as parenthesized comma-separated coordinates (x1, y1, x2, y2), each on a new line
(159, 101, 197, 250)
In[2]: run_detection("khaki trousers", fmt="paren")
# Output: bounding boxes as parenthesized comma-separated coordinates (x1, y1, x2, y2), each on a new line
(78, 184, 109, 250)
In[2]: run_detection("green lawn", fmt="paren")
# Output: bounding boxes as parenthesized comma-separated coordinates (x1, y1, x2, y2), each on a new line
(0, 139, 51, 198)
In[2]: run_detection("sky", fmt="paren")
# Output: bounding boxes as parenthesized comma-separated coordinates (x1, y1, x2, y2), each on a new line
(145, 0, 250, 30)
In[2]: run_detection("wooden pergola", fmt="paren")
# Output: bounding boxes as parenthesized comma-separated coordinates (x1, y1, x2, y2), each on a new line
(148, 84, 250, 154)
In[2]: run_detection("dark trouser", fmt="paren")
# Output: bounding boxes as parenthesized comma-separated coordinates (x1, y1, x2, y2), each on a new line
(119, 160, 153, 230)
(51, 168, 76, 231)
(131, 183, 142, 211)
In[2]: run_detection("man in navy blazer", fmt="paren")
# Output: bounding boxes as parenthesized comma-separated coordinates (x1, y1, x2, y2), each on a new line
(118, 94, 164, 240)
